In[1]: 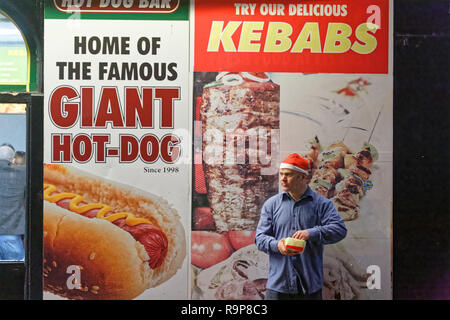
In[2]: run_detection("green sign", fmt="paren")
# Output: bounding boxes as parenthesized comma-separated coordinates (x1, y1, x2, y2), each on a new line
(0, 11, 29, 91)
(0, 46, 27, 84)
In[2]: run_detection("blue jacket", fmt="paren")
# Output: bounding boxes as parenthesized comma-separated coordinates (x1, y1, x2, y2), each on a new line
(255, 186, 347, 294)
(0, 160, 26, 235)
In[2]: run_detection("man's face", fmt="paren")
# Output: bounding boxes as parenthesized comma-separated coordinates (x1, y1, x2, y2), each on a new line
(280, 168, 305, 192)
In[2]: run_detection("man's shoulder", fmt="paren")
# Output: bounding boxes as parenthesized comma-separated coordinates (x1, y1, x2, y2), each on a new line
(307, 187, 334, 206)
(312, 192, 331, 203)
(263, 192, 284, 206)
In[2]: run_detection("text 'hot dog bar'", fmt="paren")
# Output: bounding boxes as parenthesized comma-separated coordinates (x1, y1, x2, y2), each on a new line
(49, 35, 182, 164)
(54, 0, 179, 13)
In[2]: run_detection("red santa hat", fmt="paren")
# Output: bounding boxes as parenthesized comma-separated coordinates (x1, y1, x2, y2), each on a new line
(280, 153, 309, 175)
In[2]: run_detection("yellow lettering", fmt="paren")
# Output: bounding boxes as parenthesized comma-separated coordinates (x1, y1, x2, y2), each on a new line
(264, 22, 292, 52)
(323, 23, 352, 53)
(351, 23, 378, 54)
(207, 21, 241, 52)
(238, 21, 264, 52)
(291, 22, 321, 53)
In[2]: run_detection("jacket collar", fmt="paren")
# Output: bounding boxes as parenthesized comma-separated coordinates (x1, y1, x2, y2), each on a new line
(282, 185, 315, 202)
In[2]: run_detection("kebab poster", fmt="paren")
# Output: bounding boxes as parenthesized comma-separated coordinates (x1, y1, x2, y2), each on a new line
(191, 0, 392, 300)
(43, 1, 189, 299)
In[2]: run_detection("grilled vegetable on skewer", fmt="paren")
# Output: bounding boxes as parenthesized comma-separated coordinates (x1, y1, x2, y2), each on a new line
(307, 140, 378, 221)
(332, 142, 377, 220)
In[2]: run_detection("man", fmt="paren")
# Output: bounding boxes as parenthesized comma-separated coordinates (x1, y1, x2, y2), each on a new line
(255, 153, 347, 300)
(0, 143, 26, 261)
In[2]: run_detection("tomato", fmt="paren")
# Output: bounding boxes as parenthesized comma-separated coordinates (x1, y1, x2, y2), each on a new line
(227, 230, 256, 251)
(337, 87, 356, 96)
(240, 72, 270, 83)
(193, 207, 216, 230)
(191, 231, 233, 269)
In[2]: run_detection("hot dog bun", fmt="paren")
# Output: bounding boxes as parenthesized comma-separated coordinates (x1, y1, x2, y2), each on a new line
(43, 164, 186, 300)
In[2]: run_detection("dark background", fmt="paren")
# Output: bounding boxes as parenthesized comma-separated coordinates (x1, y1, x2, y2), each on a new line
(393, 0, 450, 299)
(0, 0, 449, 300)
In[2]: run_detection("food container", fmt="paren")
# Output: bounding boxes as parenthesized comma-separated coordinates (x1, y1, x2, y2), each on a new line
(285, 237, 306, 253)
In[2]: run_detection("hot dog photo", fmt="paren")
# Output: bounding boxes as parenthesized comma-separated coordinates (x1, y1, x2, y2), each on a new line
(43, 164, 186, 300)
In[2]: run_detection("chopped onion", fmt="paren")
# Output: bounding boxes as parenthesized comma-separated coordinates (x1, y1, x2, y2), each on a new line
(216, 72, 237, 81)
(221, 73, 243, 86)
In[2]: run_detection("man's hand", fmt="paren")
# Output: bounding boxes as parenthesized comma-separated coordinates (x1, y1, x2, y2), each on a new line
(292, 229, 309, 240)
(277, 238, 300, 256)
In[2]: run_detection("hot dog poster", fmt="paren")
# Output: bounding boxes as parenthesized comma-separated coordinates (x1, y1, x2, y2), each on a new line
(43, 0, 190, 299)
(191, 0, 393, 300)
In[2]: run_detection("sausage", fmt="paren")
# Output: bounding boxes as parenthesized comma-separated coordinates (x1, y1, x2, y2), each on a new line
(48, 186, 168, 269)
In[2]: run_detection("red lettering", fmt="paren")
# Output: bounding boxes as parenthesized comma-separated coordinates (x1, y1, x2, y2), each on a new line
(50, 86, 79, 128)
(155, 88, 179, 128)
(49, 86, 178, 129)
(120, 135, 139, 162)
(92, 134, 110, 162)
(125, 87, 154, 128)
(160, 134, 180, 163)
(52, 134, 71, 162)
(140, 134, 159, 163)
(81, 87, 94, 127)
(95, 88, 124, 127)
(72, 134, 92, 162)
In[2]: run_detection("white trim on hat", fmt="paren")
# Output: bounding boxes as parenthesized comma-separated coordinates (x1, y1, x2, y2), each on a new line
(280, 163, 308, 175)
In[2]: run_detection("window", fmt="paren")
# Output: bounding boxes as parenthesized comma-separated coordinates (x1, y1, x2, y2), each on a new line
(0, 11, 28, 92)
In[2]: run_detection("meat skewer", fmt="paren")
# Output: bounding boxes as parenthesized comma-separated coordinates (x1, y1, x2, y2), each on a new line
(309, 141, 350, 198)
(309, 166, 339, 198)
(331, 142, 378, 220)
(330, 168, 365, 220)
(307, 140, 378, 221)
(308, 100, 382, 220)
(201, 72, 280, 231)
